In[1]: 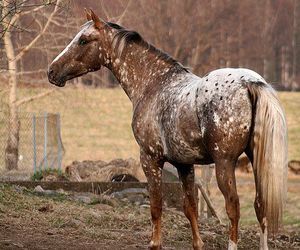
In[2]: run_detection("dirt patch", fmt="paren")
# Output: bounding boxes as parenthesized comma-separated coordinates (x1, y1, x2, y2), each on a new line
(0, 184, 299, 249)
(289, 160, 300, 175)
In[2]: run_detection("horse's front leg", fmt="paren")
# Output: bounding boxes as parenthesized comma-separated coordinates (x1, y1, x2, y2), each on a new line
(140, 150, 163, 250)
(176, 164, 204, 250)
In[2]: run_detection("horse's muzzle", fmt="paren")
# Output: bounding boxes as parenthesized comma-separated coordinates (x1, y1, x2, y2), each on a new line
(47, 67, 66, 87)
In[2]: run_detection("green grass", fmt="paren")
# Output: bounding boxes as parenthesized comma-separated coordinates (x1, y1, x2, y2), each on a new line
(31, 168, 65, 181)
(2, 87, 300, 167)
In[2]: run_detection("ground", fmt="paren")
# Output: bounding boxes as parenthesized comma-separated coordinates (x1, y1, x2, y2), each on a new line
(0, 184, 299, 250)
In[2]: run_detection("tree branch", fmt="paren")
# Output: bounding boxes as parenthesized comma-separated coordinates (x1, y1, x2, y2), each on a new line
(10, 5, 48, 26)
(16, 89, 55, 107)
(100, 0, 111, 20)
(195, 177, 223, 225)
(116, 0, 132, 23)
(13, 0, 62, 63)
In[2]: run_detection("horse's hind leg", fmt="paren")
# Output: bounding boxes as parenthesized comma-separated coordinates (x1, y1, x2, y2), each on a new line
(140, 151, 163, 250)
(176, 164, 204, 250)
(215, 159, 240, 250)
(245, 150, 268, 250)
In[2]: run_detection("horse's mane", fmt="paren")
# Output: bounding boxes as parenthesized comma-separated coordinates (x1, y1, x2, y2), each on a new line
(107, 21, 189, 72)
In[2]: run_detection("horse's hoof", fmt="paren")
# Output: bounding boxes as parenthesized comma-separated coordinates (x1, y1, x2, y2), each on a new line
(193, 246, 204, 250)
(149, 241, 162, 250)
(149, 245, 161, 250)
(193, 240, 204, 250)
(228, 240, 237, 250)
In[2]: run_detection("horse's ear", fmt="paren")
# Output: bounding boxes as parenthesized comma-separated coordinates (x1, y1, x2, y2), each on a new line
(89, 9, 104, 29)
(85, 8, 92, 21)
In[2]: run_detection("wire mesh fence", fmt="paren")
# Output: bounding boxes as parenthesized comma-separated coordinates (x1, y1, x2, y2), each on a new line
(0, 111, 64, 174)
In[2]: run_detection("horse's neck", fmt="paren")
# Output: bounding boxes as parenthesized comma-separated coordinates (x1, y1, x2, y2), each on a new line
(107, 43, 182, 105)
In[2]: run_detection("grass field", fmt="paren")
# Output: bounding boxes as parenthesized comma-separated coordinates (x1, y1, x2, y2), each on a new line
(10, 87, 300, 167)
(279, 92, 300, 162)
(18, 86, 139, 167)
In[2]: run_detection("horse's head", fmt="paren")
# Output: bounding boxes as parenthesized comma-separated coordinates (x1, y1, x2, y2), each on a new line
(48, 10, 107, 87)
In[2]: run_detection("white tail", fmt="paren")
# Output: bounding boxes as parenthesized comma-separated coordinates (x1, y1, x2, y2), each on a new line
(247, 82, 288, 234)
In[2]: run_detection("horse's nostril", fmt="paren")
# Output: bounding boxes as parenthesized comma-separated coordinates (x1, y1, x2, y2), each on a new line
(48, 69, 54, 75)
(48, 68, 55, 79)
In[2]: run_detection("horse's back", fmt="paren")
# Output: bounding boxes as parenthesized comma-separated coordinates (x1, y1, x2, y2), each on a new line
(205, 67, 266, 84)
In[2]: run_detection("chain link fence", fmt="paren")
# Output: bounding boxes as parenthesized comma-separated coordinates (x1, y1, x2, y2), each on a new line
(0, 111, 64, 175)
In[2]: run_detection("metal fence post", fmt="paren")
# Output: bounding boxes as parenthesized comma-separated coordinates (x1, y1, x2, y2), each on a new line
(44, 112, 48, 170)
(57, 113, 62, 171)
(32, 114, 36, 173)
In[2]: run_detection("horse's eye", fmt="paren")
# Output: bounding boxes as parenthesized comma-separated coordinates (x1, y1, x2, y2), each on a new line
(79, 39, 87, 45)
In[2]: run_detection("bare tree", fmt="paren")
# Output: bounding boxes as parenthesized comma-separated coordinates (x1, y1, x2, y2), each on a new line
(1, 0, 62, 170)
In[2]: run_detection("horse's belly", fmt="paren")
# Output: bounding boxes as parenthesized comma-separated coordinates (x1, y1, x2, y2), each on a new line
(161, 108, 210, 164)
(163, 140, 208, 165)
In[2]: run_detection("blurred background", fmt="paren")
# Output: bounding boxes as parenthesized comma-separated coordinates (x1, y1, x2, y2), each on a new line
(1, 0, 300, 88)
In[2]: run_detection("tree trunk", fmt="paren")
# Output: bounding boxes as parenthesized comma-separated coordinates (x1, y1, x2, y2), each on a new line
(281, 46, 291, 88)
(263, 58, 272, 82)
(281, 46, 286, 85)
(3, 24, 20, 170)
(274, 46, 281, 83)
(292, 0, 300, 90)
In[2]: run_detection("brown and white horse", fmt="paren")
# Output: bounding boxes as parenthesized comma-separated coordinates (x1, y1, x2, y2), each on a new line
(48, 10, 288, 250)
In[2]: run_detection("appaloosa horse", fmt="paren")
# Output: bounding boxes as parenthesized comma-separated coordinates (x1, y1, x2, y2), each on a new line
(48, 10, 288, 250)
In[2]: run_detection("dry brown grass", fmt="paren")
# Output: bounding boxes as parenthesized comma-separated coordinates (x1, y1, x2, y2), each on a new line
(0, 184, 299, 249)
(18, 86, 139, 167)
(278, 92, 300, 162)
